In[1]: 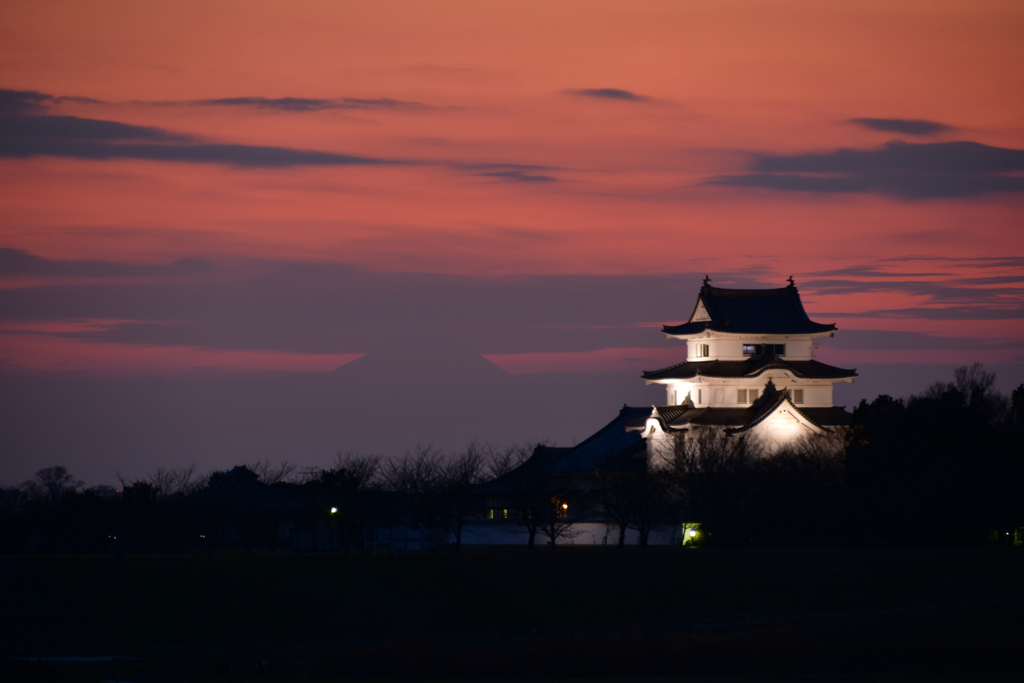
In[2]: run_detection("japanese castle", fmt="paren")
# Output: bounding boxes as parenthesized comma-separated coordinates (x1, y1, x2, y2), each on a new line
(471, 278, 856, 545)
(628, 277, 857, 459)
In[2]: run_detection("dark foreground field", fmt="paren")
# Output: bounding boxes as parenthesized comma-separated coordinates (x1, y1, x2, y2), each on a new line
(1, 546, 1021, 681)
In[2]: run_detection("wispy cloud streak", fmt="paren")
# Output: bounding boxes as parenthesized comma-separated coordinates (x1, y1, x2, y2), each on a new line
(563, 88, 649, 102)
(0, 249, 213, 278)
(175, 96, 430, 112)
(846, 117, 953, 135)
(0, 88, 392, 167)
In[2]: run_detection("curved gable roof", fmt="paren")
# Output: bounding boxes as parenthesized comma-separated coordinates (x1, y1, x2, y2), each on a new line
(664, 282, 836, 336)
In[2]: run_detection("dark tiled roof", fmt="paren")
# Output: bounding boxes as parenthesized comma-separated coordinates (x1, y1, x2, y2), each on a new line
(683, 407, 757, 426)
(729, 384, 852, 435)
(624, 406, 754, 431)
(663, 282, 835, 336)
(797, 407, 853, 427)
(626, 385, 852, 435)
(529, 445, 573, 467)
(477, 406, 651, 492)
(642, 357, 857, 381)
(474, 444, 571, 495)
(543, 406, 649, 473)
(726, 388, 791, 434)
(623, 410, 654, 432)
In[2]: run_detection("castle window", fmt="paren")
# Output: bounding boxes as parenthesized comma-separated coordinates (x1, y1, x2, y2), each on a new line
(695, 343, 710, 358)
(793, 389, 804, 404)
(742, 344, 785, 356)
(749, 389, 759, 401)
(737, 389, 747, 403)
(698, 389, 703, 404)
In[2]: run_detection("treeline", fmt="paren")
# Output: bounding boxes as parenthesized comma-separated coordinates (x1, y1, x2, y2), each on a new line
(711, 364, 1021, 545)
(0, 444, 523, 556)
(1, 364, 1021, 554)
(461, 364, 1023, 548)
(846, 363, 1024, 544)
(636, 363, 1023, 546)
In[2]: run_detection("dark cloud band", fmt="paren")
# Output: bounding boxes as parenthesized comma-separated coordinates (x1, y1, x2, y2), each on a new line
(182, 96, 428, 112)
(709, 140, 1024, 198)
(0, 88, 391, 167)
(0, 249, 213, 278)
(564, 88, 648, 102)
(1, 138, 387, 167)
(847, 118, 953, 135)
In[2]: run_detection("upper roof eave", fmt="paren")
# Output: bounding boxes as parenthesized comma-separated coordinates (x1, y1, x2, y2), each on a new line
(663, 326, 837, 339)
(641, 358, 858, 382)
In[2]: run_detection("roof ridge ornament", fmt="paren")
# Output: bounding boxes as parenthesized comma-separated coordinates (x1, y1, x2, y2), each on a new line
(787, 275, 795, 287)
(703, 274, 711, 286)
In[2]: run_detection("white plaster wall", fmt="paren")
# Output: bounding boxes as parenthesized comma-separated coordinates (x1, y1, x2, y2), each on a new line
(646, 426, 675, 469)
(663, 379, 838, 408)
(685, 337, 817, 362)
(747, 408, 818, 449)
(800, 384, 833, 407)
(665, 381, 696, 406)
(647, 418, 835, 462)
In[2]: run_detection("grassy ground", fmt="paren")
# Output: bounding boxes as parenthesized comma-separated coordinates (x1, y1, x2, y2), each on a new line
(1, 546, 1021, 680)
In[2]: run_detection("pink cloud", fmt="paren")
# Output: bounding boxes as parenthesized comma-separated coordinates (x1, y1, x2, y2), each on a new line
(815, 346, 1022, 367)
(0, 331, 361, 375)
(483, 346, 683, 374)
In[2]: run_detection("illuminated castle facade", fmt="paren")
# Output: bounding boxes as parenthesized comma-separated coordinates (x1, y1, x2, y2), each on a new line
(626, 278, 856, 460)
(467, 278, 856, 546)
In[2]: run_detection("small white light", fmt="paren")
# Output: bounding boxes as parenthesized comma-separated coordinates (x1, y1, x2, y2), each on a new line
(688, 529, 697, 537)
(330, 507, 338, 514)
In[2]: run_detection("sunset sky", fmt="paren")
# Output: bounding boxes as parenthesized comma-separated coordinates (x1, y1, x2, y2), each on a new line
(2, 1, 1023, 484)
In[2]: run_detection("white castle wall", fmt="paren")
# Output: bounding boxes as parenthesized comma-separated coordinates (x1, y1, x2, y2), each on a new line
(663, 379, 834, 408)
(684, 337, 817, 362)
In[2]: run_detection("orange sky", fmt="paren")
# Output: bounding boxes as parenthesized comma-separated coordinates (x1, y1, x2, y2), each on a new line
(1, 0, 1023, 372)
(4, 1, 1024, 483)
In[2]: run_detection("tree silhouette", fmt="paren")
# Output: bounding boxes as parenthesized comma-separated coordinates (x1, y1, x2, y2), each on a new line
(441, 443, 487, 553)
(848, 364, 1022, 544)
(23, 466, 83, 507)
(306, 451, 382, 552)
(664, 429, 758, 544)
